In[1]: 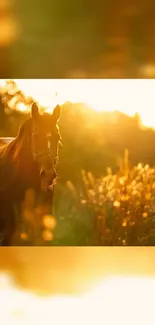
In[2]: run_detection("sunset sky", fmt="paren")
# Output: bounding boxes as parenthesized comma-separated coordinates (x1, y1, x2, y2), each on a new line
(1, 79, 155, 128)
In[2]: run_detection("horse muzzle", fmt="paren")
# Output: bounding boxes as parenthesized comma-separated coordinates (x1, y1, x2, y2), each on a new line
(40, 169, 57, 191)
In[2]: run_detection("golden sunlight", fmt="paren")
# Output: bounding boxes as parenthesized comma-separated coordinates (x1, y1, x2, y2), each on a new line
(1, 79, 155, 128)
(1, 272, 155, 325)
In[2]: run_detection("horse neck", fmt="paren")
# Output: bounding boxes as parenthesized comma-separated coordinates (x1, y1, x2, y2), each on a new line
(8, 132, 39, 189)
(18, 136, 37, 176)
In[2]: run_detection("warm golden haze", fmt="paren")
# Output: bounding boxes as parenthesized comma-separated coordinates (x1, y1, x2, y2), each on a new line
(1, 79, 155, 246)
(1, 79, 155, 128)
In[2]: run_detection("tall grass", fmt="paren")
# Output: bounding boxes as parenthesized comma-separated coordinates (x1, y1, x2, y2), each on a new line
(14, 149, 155, 246)
(76, 150, 155, 246)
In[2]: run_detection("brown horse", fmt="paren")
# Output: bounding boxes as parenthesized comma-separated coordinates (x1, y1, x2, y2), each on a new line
(0, 102, 61, 245)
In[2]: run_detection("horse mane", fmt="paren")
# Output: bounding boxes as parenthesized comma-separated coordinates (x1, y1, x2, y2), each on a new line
(0, 118, 33, 192)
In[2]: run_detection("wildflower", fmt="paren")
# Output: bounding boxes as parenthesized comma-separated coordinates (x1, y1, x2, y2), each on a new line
(88, 189, 96, 197)
(107, 183, 114, 191)
(42, 230, 53, 241)
(132, 190, 141, 197)
(81, 199, 86, 204)
(98, 185, 103, 193)
(20, 233, 28, 240)
(137, 163, 143, 170)
(119, 177, 126, 185)
(121, 195, 129, 201)
(142, 212, 148, 218)
(122, 220, 127, 227)
(43, 215, 56, 230)
(113, 201, 120, 207)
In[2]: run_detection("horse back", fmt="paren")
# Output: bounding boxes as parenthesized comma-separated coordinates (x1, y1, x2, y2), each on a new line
(0, 137, 15, 146)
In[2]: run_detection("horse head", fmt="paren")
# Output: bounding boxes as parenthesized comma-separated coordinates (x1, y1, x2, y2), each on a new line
(30, 102, 62, 191)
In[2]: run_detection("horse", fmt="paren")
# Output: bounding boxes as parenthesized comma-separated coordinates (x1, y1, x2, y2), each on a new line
(0, 102, 61, 245)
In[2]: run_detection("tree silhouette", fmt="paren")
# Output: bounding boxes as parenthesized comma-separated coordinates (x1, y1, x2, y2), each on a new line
(0, 80, 33, 113)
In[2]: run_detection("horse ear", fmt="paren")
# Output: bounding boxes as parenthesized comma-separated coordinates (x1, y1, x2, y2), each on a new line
(52, 105, 61, 123)
(31, 102, 39, 119)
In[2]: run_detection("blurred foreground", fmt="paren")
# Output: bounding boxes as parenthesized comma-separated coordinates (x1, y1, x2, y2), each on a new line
(1, 247, 155, 294)
(0, 247, 155, 324)
(2, 0, 155, 77)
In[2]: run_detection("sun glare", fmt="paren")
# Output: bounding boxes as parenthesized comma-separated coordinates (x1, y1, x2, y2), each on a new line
(0, 272, 155, 325)
(1, 79, 155, 128)
(17, 103, 28, 112)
